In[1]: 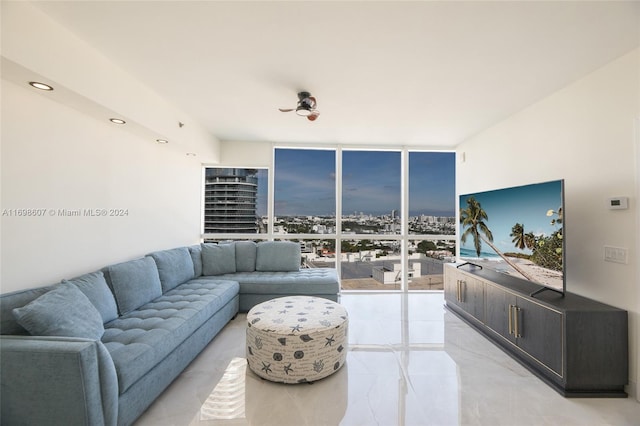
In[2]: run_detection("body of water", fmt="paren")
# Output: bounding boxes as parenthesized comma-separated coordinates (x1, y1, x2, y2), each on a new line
(459, 247, 502, 260)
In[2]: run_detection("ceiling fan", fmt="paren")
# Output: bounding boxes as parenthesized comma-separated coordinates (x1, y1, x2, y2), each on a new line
(279, 91, 320, 121)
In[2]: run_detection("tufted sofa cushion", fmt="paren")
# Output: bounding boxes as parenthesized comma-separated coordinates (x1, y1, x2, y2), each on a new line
(102, 279, 239, 393)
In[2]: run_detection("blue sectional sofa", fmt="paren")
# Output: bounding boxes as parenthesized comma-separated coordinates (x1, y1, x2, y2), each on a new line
(0, 241, 340, 426)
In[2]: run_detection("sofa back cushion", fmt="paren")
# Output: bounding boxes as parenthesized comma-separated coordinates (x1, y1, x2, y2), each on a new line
(201, 243, 236, 276)
(63, 271, 118, 323)
(255, 241, 301, 272)
(105, 257, 162, 315)
(12, 283, 105, 340)
(0, 285, 54, 335)
(188, 245, 203, 277)
(148, 247, 195, 292)
(235, 241, 257, 272)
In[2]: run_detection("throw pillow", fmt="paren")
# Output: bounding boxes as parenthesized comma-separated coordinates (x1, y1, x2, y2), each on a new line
(106, 257, 162, 315)
(235, 241, 257, 272)
(255, 241, 301, 272)
(0, 285, 54, 335)
(12, 283, 104, 340)
(148, 247, 195, 292)
(201, 243, 236, 276)
(64, 271, 118, 323)
(188, 245, 203, 277)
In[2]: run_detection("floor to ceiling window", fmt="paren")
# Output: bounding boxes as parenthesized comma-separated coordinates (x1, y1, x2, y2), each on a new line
(202, 147, 455, 291)
(406, 151, 456, 290)
(271, 148, 337, 272)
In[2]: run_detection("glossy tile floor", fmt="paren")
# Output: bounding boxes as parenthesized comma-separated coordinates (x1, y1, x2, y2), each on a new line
(135, 293, 640, 425)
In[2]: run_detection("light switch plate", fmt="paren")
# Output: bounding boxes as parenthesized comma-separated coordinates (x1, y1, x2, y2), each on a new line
(604, 246, 628, 264)
(607, 197, 628, 210)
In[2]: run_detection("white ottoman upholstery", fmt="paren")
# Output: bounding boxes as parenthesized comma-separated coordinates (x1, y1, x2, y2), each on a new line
(246, 296, 348, 383)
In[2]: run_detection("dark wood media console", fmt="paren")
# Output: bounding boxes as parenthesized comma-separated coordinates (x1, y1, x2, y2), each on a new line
(444, 263, 628, 397)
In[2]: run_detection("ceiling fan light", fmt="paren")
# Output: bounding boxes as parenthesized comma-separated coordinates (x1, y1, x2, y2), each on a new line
(296, 106, 312, 116)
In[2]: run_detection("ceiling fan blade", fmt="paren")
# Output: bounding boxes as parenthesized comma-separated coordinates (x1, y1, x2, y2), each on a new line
(308, 97, 317, 108)
(279, 108, 295, 112)
(307, 110, 320, 121)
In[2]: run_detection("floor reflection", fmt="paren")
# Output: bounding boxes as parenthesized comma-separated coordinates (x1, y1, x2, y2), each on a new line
(199, 357, 247, 421)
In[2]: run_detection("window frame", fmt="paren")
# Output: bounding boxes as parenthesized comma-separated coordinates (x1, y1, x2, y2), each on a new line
(202, 145, 456, 292)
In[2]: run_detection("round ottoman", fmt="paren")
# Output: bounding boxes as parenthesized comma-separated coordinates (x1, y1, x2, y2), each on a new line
(246, 296, 348, 384)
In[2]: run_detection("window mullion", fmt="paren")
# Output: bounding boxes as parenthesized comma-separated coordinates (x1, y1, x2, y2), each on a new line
(336, 146, 342, 279)
(401, 148, 409, 292)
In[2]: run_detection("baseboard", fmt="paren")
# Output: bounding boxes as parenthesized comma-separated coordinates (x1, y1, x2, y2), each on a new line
(625, 379, 637, 401)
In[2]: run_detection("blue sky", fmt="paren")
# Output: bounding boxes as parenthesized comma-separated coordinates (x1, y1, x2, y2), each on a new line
(273, 149, 336, 216)
(272, 149, 455, 216)
(408, 151, 456, 217)
(459, 180, 564, 256)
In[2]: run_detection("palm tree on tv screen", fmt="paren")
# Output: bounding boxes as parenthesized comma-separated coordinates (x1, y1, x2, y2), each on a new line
(510, 223, 527, 250)
(460, 197, 534, 281)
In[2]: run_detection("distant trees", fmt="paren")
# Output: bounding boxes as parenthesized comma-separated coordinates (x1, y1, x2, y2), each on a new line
(417, 240, 437, 253)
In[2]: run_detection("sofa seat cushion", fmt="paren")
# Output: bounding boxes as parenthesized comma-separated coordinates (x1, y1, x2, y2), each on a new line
(102, 279, 239, 394)
(213, 268, 340, 295)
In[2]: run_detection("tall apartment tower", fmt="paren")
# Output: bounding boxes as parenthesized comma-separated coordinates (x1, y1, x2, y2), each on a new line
(204, 168, 259, 233)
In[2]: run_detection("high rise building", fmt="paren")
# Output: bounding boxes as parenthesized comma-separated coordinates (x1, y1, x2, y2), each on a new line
(204, 168, 259, 233)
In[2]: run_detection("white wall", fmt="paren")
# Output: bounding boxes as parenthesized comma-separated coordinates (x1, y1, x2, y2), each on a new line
(0, 79, 204, 292)
(636, 116, 640, 402)
(0, 1, 220, 293)
(219, 141, 272, 168)
(457, 49, 640, 397)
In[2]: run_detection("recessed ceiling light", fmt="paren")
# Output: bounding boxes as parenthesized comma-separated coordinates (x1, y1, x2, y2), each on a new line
(156, 139, 169, 144)
(28, 81, 54, 91)
(109, 118, 126, 125)
(186, 153, 197, 157)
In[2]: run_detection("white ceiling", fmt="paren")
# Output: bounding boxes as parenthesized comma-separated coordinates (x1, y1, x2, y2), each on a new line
(33, 1, 640, 148)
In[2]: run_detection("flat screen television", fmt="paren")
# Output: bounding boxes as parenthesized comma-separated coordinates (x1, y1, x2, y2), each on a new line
(458, 179, 565, 296)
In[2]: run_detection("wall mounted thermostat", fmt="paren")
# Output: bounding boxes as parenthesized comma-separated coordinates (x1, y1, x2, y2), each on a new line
(607, 197, 628, 210)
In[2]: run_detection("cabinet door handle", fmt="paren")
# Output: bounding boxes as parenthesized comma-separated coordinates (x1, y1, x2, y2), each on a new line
(508, 304, 514, 335)
(456, 280, 461, 302)
(514, 307, 521, 338)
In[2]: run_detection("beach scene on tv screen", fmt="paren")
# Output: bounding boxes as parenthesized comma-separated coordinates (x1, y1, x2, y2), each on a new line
(459, 180, 564, 291)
